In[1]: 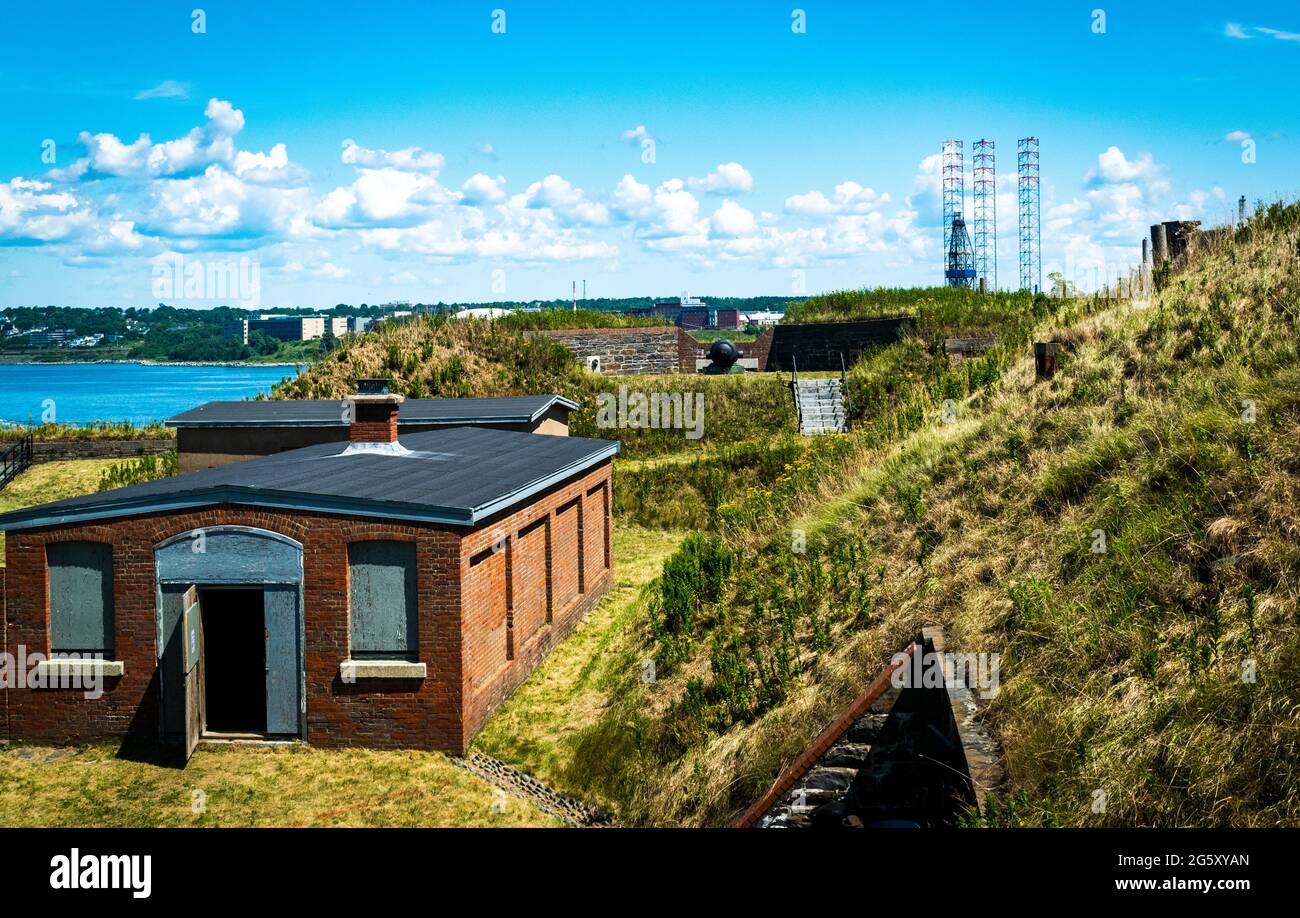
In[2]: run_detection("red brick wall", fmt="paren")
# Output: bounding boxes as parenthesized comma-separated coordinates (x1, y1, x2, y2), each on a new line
(511, 517, 548, 649)
(2, 509, 464, 751)
(551, 499, 580, 612)
(582, 483, 609, 590)
(462, 544, 508, 694)
(677, 328, 699, 372)
(458, 462, 614, 743)
(1, 457, 614, 755)
(741, 327, 775, 371)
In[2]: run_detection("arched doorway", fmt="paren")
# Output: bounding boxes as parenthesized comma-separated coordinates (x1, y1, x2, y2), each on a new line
(155, 526, 304, 759)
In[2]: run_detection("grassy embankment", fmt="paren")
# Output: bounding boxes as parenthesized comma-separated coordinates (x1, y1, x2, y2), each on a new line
(540, 203, 1300, 827)
(0, 459, 121, 562)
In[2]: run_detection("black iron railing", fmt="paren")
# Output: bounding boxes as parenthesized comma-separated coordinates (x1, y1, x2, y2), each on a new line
(0, 434, 33, 490)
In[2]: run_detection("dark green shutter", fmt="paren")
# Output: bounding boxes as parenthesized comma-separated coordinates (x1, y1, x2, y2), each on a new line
(48, 542, 114, 655)
(348, 541, 417, 660)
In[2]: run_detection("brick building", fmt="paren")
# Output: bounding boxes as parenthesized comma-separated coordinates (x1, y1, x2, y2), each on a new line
(0, 386, 616, 760)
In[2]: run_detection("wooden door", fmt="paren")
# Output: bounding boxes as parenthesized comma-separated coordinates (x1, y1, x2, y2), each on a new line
(263, 586, 301, 736)
(181, 586, 205, 762)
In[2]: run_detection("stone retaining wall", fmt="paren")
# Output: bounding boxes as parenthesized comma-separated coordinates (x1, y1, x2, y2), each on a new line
(537, 326, 692, 375)
(29, 438, 175, 464)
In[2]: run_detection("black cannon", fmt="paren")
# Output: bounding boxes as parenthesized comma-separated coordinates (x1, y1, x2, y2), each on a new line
(703, 339, 744, 374)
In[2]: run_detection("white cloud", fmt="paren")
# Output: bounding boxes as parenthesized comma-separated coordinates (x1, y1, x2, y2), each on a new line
(460, 173, 507, 205)
(203, 99, 245, 137)
(1088, 146, 1163, 185)
(522, 175, 609, 226)
(233, 143, 309, 186)
(52, 98, 247, 181)
(610, 174, 654, 220)
(1223, 22, 1300, 42)
(145, 164, 312, 239)
(314, 166, 455, 230)
(687, 162, 754, 194)
(340, 140, 445, 173)
(1257, 26, 1300, 42)
(135, 80, 191, 101)
(785, 181, 889, 217)
(642, 179, 703, 238)
(1224, 130, 1252, 143)
(621, 125, 653, 146)
(0, 178, 83, 243)
(313, 262, 351, 280)
(709, 200, 757, 238)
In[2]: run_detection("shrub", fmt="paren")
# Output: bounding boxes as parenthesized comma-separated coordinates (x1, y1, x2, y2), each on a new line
(98, 449, 179, 491)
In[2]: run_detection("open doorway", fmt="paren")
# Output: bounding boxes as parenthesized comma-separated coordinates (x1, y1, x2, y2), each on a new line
(200, 588, 266, 735)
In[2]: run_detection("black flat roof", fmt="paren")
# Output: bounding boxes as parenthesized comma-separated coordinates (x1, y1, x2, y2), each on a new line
(164, 394, 580, 428)
(0, 426, 617, 531)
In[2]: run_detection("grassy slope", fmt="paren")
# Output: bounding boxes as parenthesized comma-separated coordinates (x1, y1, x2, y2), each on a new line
(0, 744, 558, 827)
(472, 524, 686, 805)
(558, 205, 1300, 827)
(0, 459, 120, 562)
(279, 312, 797, 461)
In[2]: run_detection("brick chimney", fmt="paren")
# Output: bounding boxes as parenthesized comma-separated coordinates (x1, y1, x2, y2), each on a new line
(348, 378, 404, 444)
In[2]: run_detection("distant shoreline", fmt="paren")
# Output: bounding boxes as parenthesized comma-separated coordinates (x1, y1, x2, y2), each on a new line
(0, 358, 305, 368)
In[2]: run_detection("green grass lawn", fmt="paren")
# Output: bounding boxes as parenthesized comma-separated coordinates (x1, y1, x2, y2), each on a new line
(473, 523, 685, 805)
(0, 458, 120, 562)
(0, 743, 560, 827)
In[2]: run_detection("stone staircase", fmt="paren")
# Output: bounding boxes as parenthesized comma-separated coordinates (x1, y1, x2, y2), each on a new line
(793, 378, 847, 435)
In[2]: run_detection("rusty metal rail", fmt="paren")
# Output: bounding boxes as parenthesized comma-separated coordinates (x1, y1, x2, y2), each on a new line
(731, 643, 917, 828)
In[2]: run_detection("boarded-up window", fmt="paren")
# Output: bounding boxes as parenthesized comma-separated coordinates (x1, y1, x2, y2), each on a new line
(348, 541, 417, 660)
(48, 542, 114, 655)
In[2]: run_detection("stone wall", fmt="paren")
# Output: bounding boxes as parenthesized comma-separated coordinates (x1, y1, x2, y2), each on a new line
(538, 325, 690, 375)
(30, 438, 174, 465)
(767, 317, 916, 372)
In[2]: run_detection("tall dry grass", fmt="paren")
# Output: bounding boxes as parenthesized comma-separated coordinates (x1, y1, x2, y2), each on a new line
(566, 203, 1300, 827)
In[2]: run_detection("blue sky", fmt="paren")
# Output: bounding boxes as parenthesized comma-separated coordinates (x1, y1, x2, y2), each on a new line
(0, 0, 1295, 308)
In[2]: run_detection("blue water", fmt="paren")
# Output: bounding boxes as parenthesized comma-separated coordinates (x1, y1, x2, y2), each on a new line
(0, 363, 301, 426)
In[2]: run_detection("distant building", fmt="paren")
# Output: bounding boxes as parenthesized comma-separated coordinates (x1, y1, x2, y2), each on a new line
(713, 308, 741, 330)
(454, 307, 513, 320)
(348, 316, 375, 334)
(742, 311, 784, 327)
(248, 315, 326, 342)
(329, 317, 349, 338)
(29, 329, 71, 347)
(653, 302, 683, 324)
(678, 305, 710, 330)
(223, 319, 249, 344)
(642, 297, 742, 331)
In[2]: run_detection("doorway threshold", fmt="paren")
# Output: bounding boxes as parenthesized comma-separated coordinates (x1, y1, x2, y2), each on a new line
(199, 731, 301, 748)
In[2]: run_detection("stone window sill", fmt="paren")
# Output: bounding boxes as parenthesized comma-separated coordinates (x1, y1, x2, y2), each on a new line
(34, 659, 124, 679)
(340, 660, 426, 680)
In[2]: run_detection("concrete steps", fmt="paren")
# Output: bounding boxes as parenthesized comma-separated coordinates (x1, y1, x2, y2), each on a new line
(794, 378, 846, 435)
